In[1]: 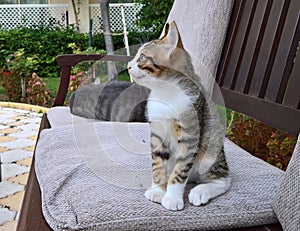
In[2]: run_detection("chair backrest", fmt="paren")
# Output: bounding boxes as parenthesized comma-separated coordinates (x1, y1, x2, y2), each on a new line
(165, 0, 234, 95)
(216, 0, 300, 135)
(54, 0, 300, 136)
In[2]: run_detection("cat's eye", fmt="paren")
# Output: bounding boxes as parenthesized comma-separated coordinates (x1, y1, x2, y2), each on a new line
(139, 54, 146, 61)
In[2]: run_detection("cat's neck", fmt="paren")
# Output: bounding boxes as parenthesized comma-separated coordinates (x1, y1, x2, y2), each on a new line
(147, 80, 194, 121)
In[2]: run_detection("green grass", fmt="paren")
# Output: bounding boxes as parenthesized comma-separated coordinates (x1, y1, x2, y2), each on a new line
(118, 72, 131, 81)
(0, 85, 5, 95)
(43, 77, 60, 98)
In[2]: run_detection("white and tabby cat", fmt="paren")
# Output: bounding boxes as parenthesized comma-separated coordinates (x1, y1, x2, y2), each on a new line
(128, 21, 231, 211)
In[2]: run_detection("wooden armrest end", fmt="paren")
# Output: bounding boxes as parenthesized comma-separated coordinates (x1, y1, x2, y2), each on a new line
(53, 54, 133, 107)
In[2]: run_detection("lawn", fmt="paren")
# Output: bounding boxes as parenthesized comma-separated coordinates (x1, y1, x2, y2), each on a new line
(43, 77, 61, 98)
(0, 85, 4, 95)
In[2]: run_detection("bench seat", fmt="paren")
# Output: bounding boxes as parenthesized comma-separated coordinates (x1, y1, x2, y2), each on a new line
(33, 107, 283, 230)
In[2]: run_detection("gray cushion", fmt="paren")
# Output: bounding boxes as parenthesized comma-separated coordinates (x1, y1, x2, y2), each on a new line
(35, 119, 283, 230)
(47, 106, 95, 127)
(273, 134, 300, 231)
(69, 81, 150, 122)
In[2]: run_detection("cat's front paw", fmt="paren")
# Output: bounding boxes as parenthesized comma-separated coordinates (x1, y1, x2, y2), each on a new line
(162, 194, 184, 211)
(144, 186, 165, 204)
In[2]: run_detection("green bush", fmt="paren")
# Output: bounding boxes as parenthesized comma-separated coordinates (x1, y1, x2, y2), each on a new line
(0, 25, 160, 80)
(25, 73, 52, 107)
(0, 68, 23, 102)
(93, 30, 160, 51)
(1, 49, 38, 102)
(0, 25, 89, 78)
(135, 0, 174, 39)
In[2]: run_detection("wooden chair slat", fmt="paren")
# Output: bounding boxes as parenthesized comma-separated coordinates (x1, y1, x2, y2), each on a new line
(217, 0, 245, 86)
(261, 0, 298, 101)
(248, 0, 286, 97)
(221, 0, 255, 90)
(230, 0, 259, 91)
(234, 0, 270, 93)
(275, 0, 300, 104)
(217, 0, 300, 134)
(283, 51, 300, 109)
(258, 0, 290, 99)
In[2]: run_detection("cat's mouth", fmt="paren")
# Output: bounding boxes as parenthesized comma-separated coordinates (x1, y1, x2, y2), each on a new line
(128, 67, 145, 80)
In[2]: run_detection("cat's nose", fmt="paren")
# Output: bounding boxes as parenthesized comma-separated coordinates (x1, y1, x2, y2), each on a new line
(128, 66, 132, 70)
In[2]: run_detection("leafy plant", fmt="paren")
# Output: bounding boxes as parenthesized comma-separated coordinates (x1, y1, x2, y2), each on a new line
(1, 49, 38, 102)
(266, 131, 296, 169)
(25, 73, 52, 107)
(0, 25, 152, 80)
(227, 112, 296, 170)
(68, 71, 89, 92)
(67, 44, 106, 92)
(0, 68, 23, 102)
(135, 0, 174, 39)
(4, 49, 38, 77)
(0, 25, 88, 78)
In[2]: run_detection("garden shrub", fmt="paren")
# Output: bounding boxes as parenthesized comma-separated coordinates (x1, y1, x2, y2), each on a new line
(92, 30, 159, 52)
(135, 0, 174, 39)
(228, 111, 296, 170)
(4, 48, 38, 77)
(0, 25, 88, 78)
(0, 68, 23, 102)
(68, 71, 89, 92)
(1, 49, 38, 102)
(26, 73, 52, 107)
(0, 26, 158, 81)
(266, 130, 296, 170)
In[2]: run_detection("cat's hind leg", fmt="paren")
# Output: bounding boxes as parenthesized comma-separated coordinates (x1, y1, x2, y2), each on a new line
(188, 177, 231, 206)
(188, 149, 231, 206)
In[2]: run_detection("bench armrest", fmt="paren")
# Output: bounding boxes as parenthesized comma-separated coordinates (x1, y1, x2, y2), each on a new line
(53, 54, 133, 106)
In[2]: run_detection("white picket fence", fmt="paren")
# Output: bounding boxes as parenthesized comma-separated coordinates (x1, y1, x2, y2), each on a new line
(0, 4, 68, 29)
(90, 3, 142, 34)
(0, 3, 141, 33)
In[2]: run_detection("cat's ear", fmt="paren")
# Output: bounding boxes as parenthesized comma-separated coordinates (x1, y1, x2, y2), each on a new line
(163, 21, 184, 49)
(159, 23, 170, 39)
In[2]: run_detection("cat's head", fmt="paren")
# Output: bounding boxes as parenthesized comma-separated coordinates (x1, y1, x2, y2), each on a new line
(128, 21, 191, 89)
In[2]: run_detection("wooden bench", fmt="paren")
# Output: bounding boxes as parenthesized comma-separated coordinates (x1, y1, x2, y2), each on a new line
(17, 0, 299, 230)
(217, 0, 300, 135)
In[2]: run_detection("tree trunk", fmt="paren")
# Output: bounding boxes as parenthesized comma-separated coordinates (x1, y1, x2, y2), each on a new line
(71, 0, 80, 33)
(100, 0, 118, 80)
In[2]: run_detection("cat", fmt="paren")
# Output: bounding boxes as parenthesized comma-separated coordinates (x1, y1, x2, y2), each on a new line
(69, 81, 150, 122)
(128, 21, 231, 211)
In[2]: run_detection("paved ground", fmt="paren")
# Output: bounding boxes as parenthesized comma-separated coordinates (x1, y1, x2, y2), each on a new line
(0, 104, 47, 231)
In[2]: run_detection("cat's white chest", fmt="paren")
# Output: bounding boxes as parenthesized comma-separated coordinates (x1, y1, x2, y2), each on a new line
(147, 84, 192, 120)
